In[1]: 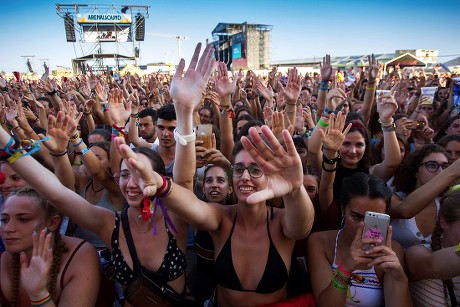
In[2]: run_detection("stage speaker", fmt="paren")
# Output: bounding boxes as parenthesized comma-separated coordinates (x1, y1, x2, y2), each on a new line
(64, 13, 76, 42)
(135, 14, 145, 41)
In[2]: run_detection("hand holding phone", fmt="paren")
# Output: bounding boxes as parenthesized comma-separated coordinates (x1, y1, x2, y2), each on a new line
(362, 211, 390, 251)
(196, 124, 213, 150)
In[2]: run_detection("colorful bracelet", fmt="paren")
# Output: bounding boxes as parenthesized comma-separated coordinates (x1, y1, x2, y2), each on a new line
(69, 133, 79, 142)
(31, 293, 52, 307)
(455, 243, 460, 258)
(156, 175, 172, 198)
(319, 80, 329, 91)
(324, 107, 334, 115)
(338, 262, 352, 276)
(220, 105, 235, 118)
(331, 277, 348, 291)
(318, 119, 329, 127)
(79, 147, 89, 156)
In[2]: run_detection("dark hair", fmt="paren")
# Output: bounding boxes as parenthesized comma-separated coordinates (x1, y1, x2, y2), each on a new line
(341, 172, 392, 213)
(156, 103, 176, 121)
(343, 120, 372, 169)
(433, 115, 460, 142)
(202, 164, 233, 206)
(431, 188, 460, 252)
(88, 128, 111, 143)
(436, 133, 460, 149)
(131, 147, 166, 176)
(346, 112, 365, 125)
(372, 134, 409, 165)
(199, 105, 214, 118)
(37, 96, 52, 108)
(393, 144, 447, 194)
(139, 108, 158, 122)
(236, 119, 263, 142)
(393, 113, 408, 122)
(89, 141, 111, 161)
(235, 106, 253, 120)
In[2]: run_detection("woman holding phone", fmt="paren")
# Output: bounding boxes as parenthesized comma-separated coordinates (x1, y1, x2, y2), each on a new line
(307, 172, 411, 307)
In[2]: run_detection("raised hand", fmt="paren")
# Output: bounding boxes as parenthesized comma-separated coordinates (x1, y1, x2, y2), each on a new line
(263, 106, 274, 128)
(367, 54, 380, 82)
(215, 62, 237, 99)
(170, 43, 215, 112)
(320, 112, 351, 157)
(320, 54, 332, 82)
(19, 230, 53, 301)
(240, 125, 302, 204)
(377, 83, 399, 121)
(43, 111, 79, 153)
(108, 88, 130, 126)
(279, 68, 301, 103)
(326, 88, 347, 110)
(95, 83, 108, 102)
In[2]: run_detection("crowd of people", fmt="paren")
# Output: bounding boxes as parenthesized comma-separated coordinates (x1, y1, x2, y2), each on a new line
(0, 42, 459, 307)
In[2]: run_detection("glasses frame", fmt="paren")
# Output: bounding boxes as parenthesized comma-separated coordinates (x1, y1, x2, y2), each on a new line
(419, 161, 450, 173)
(230, 163, 263, 179)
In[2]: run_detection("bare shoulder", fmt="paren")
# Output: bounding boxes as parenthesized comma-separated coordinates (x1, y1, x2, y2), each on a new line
(61, 236, 99, 266)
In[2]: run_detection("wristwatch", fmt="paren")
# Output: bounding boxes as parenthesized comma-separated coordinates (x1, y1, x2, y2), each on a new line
(174, 128, 196, 146)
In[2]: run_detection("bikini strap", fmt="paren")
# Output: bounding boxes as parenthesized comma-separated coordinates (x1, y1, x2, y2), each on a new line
(266, 209, 273, 243)
(121, 208, 141, 271)
(332, 229, 342, 267)
(60, 240, 87, 291)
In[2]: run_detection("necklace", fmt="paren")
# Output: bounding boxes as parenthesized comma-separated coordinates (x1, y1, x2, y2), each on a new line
(91, 180, 104, 193)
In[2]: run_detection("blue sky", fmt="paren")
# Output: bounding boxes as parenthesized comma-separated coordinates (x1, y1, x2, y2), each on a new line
(2, 0, 459, 74)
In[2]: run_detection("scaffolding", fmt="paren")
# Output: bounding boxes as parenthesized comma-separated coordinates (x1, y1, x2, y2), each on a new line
(211, 22, 272, 70)
(55, 3, 149, 73)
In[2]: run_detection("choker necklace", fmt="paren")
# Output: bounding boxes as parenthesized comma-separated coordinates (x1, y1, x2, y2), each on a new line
(91, 180, 104, 193)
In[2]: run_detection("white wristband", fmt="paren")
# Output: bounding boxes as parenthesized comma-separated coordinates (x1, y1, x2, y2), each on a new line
(174, 128, 196, 146)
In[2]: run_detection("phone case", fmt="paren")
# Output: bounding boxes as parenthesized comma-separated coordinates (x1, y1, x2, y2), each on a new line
(196, 124, 213, 149)
(362, 211, 390, 250)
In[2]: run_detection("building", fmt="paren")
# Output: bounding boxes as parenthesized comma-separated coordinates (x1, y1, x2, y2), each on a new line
(211, 22, 273, 71)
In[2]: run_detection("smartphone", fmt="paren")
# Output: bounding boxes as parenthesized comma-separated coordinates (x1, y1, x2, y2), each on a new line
(21, 99, 30, 108)
(406, 120, 426, 130)
(362, 211, 390, 251)
(196, 124, 213, 150)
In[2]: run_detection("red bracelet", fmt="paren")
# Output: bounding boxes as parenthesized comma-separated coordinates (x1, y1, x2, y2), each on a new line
(338, 262, 352, 276)
(156, 175, 172, 198)
(156, 174, 167, 194)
